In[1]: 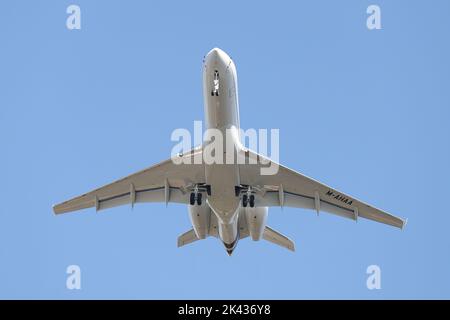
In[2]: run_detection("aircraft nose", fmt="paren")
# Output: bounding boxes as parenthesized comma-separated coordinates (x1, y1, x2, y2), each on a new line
(205, 47, 229, 66)
(208, 47, 221, 58)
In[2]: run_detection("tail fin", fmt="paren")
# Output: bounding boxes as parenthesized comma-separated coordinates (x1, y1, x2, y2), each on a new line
(263, 226, 295, 252)
(177, 229, 199, 248)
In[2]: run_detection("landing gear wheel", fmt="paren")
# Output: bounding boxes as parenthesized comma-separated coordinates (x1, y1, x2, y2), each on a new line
(242, 194, 248, 207)
(249, 194, 255, 208)
(189, 193, 195, 206)
(196, 193, 202, 206)
(211, 91, 214, 96)
(215, 91, 219, 96)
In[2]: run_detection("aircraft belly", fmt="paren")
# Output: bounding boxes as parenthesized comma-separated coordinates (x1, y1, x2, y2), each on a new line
(205, 163, 240, 223)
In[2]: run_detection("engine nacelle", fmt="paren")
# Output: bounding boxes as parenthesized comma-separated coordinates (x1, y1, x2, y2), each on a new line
(244, 207, 268, 241)
(188, 204, 211, 239)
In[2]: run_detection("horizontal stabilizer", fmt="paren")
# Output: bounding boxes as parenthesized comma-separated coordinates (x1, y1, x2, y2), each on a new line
(177, 229, 199, 248)
(263, 226, 295, 252)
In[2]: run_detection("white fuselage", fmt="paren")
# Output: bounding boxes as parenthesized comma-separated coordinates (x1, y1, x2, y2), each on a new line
(201, 48, 246, 249)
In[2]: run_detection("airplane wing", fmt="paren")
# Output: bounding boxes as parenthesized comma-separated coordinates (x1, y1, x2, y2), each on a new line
(53, 148, 205, 214)
(238, 149, 406, 229)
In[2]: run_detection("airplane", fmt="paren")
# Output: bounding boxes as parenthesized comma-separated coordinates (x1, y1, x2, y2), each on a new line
(53, 47, 406, 255)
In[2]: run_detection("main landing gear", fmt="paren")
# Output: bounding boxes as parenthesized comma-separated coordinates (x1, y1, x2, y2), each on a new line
(190, 192, 202, 206)
(237, 185, 255, 208)
(242, 194, 255, 208)
(188, 184, 210, 206)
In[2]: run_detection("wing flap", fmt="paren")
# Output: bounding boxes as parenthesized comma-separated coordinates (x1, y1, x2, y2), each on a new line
(258, 191, 357, 220)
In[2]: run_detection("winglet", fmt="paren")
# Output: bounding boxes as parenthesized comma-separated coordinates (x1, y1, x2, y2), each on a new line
(401, 218, 408, 230)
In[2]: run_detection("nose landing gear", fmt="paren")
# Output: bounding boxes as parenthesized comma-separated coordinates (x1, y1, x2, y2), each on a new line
(211, 70, 220, 96)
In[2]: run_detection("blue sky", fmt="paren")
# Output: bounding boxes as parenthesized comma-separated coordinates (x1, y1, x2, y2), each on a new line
(1, 0, 449, 299)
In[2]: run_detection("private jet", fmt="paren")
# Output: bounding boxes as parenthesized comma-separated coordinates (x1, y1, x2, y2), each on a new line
(53, 48, 406, 255)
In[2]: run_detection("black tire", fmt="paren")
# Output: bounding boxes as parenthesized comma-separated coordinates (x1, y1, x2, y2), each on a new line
(211, 91, 214, 96)
(197, 193, 202, 206)
(242, 194, 248, 207)
(249, 195, 255, 208)
(189, 193, 195, 205)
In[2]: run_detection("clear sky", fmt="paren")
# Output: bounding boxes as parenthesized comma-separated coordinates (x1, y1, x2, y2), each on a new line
(1, 0, 449, 299)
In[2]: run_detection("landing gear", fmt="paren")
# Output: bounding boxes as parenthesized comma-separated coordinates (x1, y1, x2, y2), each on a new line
(242, 194, 248, 207)
(212, 70, 220, 97)
(249, 194, 255, 208)
(189, 192, 202, 206)
(242, 194, 255, 208)
(239, 185, 256, 208)
(189, 184, 209, 206)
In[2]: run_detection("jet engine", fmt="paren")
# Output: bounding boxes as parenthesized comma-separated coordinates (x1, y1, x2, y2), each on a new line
(188, 203, 211, 239)
(244, 207, 268, 241)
